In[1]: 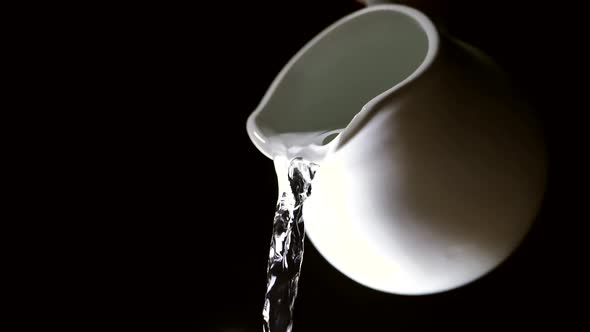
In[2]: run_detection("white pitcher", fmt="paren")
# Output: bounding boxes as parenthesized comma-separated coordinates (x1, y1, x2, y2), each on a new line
(246, 4, 546, 295)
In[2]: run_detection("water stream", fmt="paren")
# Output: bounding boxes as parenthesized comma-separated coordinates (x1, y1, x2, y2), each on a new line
(262, 157, 319, 332)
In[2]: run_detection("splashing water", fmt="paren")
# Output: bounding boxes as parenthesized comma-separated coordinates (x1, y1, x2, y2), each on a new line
(263, 157, 319, 332)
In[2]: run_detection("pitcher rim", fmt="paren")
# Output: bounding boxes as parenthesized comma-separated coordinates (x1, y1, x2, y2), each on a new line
(246, 4, 440, 160)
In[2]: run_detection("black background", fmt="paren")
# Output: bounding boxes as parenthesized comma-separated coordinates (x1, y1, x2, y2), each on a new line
(87, 1, 585, 331)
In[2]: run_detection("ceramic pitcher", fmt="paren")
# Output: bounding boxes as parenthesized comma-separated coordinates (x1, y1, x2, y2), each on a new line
(247, 3, 546, 295)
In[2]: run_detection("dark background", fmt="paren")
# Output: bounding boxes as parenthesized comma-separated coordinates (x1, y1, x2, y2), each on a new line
(88, 1, 585, 331)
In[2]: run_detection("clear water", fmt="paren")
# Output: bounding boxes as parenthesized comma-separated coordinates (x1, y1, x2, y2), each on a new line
(263, 157, 319, 332)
